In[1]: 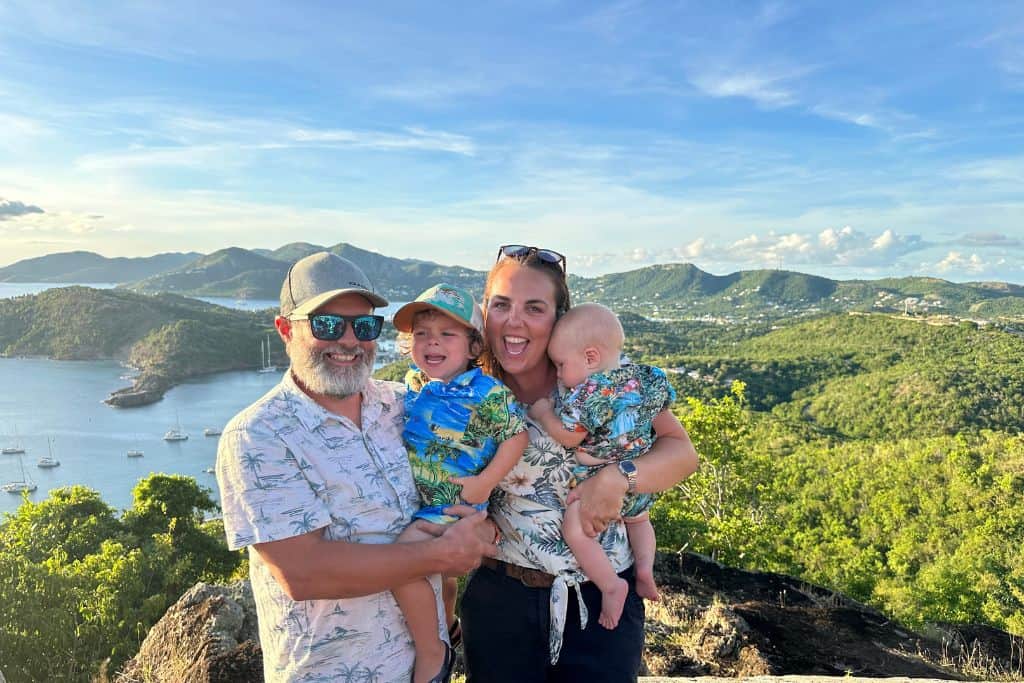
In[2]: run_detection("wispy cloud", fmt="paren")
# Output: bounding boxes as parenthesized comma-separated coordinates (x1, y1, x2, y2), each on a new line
(0, 112, 50, 140)
(287, 127, 475, 156)
(961, 231, 1023, 247)
(688, 66, 803, 109)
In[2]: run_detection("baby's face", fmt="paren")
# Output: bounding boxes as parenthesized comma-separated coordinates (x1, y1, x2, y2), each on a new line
(547, 332, 591, 389)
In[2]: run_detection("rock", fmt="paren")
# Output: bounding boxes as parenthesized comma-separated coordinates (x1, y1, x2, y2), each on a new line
(104, 387, 165, 407)
(122, 555, 1022, 682)
(115, 581, 262, 683)
(641, 551, 1021, 680)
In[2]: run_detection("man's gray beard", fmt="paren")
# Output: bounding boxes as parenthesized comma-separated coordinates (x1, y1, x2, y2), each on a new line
(290, 342, 375, 398)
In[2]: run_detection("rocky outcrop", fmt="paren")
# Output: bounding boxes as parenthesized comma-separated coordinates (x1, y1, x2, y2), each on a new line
(104, 385, 166, 407)
(642, 552, 1021, 680)
(118, 554, 1022, 681)
(115, 581, 262, 683)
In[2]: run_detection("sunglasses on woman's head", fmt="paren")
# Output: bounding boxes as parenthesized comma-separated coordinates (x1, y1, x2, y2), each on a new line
(287, 313, 384, 341)
(496, 244, 566, 271)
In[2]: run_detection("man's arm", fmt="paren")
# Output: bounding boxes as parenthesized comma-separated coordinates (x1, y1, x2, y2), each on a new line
(255, 508, 497, 601)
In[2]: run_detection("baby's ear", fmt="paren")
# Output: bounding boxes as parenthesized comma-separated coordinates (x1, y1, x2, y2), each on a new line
(469, 336, 484, 360)
(583, 346, 601, 369)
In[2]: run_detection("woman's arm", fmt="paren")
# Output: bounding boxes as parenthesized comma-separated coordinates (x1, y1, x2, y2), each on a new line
(569, 408, 697, 537)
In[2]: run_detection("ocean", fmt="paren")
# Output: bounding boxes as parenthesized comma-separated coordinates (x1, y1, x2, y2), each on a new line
(0, 283, 406, 517)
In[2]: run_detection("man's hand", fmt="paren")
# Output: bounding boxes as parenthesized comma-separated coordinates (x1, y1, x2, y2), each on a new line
(417, 506, 498, 576)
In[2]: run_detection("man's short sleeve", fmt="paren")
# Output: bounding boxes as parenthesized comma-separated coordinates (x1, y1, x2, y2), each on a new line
(216, 418, 329, 551)
(479, 381, 527, 444)
(558, 377, 613, 435)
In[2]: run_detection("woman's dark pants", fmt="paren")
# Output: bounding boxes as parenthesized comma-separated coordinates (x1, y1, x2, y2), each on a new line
(460, 562, 645, 683)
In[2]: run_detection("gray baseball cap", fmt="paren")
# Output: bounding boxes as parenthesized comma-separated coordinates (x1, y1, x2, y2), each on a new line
(280, 251, 388, 316)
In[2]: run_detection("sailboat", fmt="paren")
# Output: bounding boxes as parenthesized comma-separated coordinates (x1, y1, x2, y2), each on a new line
(163, 412, 189, 441)
(256, 334, 277, 374)
(2, 452, 37, 493)
(37, 437, 60, 468)
(2, 425, 26, 455)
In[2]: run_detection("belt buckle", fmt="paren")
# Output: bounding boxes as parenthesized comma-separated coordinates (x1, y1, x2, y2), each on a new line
(521, 568, 550, 588)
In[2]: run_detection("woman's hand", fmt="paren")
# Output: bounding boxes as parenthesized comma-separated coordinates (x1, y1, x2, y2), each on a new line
(566, 463, 628, 537)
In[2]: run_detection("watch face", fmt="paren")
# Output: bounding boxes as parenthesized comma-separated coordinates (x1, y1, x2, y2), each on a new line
(618, 461, 637, 475)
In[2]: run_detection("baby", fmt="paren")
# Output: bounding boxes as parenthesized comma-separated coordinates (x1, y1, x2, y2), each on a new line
(392, 283, 528, 683)
(529, 302, 675, 630)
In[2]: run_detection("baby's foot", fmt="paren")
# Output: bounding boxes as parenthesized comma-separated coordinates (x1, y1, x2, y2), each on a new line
(635, 568, 661, 602)
(598, 577, 629, 629)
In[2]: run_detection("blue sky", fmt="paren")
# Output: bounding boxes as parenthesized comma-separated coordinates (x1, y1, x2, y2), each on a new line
(1, 1, 1023, 282)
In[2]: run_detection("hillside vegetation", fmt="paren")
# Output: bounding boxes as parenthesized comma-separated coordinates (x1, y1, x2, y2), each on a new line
(0, 287, 281, 394)
(640, 313, 1024, 438)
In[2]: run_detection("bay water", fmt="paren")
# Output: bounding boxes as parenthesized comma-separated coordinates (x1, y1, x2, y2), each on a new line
(0, 283, 407, 518)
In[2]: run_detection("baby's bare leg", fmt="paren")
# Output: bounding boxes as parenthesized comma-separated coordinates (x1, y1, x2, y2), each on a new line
(624, 511, 660, 601)
(563, 500, 628, 629)
(393, 524, 447, 683)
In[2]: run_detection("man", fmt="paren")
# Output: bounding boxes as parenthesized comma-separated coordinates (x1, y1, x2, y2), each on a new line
(216, 251, 495, 682)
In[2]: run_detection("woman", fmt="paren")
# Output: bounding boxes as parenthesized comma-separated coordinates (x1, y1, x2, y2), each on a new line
(459, 245, 699, 682)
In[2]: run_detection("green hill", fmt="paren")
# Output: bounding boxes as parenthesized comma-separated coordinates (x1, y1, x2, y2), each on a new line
(5, 244, 1024, 321)
(0, 286, 280, 400)
(125, 247, 290, 297)
(637, 313, 1024, 438)
(0, 251, 200, 283)
(125, 242, 487, 300)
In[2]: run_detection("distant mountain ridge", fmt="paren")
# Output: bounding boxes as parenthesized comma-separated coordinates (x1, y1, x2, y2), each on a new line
(4, 244, 1024, 319)
(0, 250, 200, 283)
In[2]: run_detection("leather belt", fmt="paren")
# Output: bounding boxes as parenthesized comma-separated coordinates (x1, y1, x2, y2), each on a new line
(480, 557, 556, 588)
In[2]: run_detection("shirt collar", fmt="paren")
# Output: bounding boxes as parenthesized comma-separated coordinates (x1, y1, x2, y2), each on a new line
(281, 369, 381, 432)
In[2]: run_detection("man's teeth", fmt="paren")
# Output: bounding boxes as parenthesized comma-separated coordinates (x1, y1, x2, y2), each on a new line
(327, 351, 358, 361)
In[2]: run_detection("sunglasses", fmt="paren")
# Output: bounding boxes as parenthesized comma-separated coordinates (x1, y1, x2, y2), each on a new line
(288, 313, 384, 341)
(496, 244, 566, 271)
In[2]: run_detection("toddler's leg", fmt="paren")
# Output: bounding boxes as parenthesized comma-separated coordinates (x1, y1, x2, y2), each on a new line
(624, 512, 660, 601)
(394, 525, 448, 683)
(442, 575, 458, 636)
(563, 500, 629, 630)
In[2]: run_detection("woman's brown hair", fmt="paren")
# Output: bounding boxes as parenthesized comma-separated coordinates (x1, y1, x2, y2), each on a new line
(478, 251, 571, 380)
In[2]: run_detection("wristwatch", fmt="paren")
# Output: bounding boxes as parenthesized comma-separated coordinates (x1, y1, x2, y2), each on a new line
(616, 461, 638, 494)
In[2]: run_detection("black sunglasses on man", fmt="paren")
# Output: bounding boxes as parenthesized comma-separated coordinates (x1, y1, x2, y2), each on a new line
(286, 313, 384, 342)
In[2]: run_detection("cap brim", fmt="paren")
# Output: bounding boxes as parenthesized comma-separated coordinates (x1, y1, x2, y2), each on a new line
(289, 288, 388, 316)
(393, 301, 475, 332)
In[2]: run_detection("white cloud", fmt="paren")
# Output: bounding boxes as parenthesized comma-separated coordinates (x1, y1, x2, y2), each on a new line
(572, 226, 935, 276)
(934, 251, 990, 274)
